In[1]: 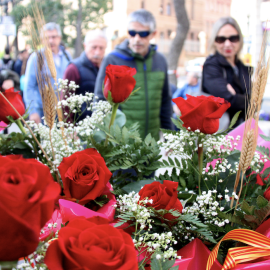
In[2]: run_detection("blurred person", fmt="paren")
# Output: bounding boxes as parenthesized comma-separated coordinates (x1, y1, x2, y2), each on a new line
(63, 30, 107, 122)
(24, 22, 72, 124)
(172, 72, 200, 117)
(0, 46, 14, 71)
(0, 69, 20, 91)
(13, 49, 29, 77)
(202, 17, 251, 126)
(94, 9, 172, 140)
(19, 50, 31, 93)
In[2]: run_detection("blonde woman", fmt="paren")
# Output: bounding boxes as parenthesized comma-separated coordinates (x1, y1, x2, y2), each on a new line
(202, 17, 252, 126)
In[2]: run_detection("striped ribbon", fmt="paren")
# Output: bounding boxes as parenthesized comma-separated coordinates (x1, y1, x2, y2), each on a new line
(206, 229, 270, 270)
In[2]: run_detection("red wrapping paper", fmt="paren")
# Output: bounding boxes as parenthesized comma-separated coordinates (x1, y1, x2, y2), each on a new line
(174, 239, 222, 270)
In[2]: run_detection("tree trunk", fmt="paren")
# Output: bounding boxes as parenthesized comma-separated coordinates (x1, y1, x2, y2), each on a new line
(11, 0, 19, 57)
(168, 0, 189, 86)
(74, 0, 83, 57)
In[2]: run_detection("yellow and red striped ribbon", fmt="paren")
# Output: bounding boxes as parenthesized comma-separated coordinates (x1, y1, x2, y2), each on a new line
(206, 229, 270, 270)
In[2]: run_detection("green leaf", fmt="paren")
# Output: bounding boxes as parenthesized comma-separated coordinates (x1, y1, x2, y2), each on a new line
(122, 180, 163, 193)
(150, 253, 176, 270)
(257, 195, 269, 208)
(260, 134, 270, 142)
(229, 111, 241, 129)
(241, 200, 255, 215)
(129, 86, 141, 96)
(122, 126, 129, 144)
(145, 133, 152, 145)
(122, 87, 141, 103)
(179, 176, 186, 188)
(262, 167, 270, 179)
(171, 117, 185, 131)
(256, 145, 270, 158)
(93, 130, 106, 142)
(162, 159, 169, 166)
(113, 109, 126, 128)
(168, 156, 174, 166)
(93, 195, 110, 207)
(112, 124, 121, 142)
(174, 157, 181, 167)
(106, 89, 114, 104)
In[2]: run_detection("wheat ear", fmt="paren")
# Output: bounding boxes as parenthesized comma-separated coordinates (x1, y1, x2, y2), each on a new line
(252, 67, 267, 111)
(239, 130, 255, 171)
(44, 84, 56, 130)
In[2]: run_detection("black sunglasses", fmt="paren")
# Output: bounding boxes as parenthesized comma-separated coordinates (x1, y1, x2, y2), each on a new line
(215, 35, 240, 44)
(128, 30, 151, 38)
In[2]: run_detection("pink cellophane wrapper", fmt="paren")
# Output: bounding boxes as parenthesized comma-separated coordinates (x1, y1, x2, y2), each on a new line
(39, 209, 62, 241)
(208, 120, 270, 174)
(59, 182, 116, 223)
(0, 121, 7, 131)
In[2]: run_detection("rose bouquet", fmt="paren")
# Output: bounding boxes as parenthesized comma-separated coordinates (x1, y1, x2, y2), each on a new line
(2, 10, 270, 269)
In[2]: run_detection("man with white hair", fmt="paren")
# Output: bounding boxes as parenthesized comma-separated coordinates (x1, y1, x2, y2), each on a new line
(24, 22, 72, 124)
(63, 29, 107, 122)
(94, 9, 172, 140)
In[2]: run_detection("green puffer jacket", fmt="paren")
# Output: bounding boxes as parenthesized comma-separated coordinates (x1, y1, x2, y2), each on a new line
(94, 39, 172, 140)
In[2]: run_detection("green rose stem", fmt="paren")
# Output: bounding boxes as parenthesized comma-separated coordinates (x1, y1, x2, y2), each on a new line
(15, 118, 26, 134)
(104, 103, 119, 146)
(197, 137, 203, 195)
(0, 92, 61, 185)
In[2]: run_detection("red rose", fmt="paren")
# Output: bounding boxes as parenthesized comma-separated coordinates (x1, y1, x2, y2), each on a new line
(264, 187, 270, 201)
(172, 95, 231, 134)
(256, 174, 265, 186)
(104, 64, 137, 103)
(58, 148, 112, 205)
(138, 180, 183, 220)
(45, 216, 138, 270)
(0, 155, 61, 261)
(0, 87, 25, 124)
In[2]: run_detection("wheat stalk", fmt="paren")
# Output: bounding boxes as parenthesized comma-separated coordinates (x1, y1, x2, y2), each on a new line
(239, 130, 254, 171)
(251, 67, 268, 112)
(28, 3, 68, 148)
(230, 26, 270, 210)
(43, 85, 56, 130)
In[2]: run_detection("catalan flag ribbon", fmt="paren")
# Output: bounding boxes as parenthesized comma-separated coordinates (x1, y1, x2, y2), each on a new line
(206, 229, 270, 270)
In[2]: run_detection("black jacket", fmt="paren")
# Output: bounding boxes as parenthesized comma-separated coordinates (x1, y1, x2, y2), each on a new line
(72, 52, 98, 121)
(202, 52, 252, 122)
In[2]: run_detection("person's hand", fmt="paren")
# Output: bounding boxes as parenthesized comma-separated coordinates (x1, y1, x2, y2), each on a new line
(227, 84, 236, 95)
(173, 104, 181, 116)
(29, 113, 41, 124)
(2, 79, 14, 90)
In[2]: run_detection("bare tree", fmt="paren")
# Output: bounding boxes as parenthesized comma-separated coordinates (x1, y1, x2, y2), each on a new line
(168, 0, 189, 85)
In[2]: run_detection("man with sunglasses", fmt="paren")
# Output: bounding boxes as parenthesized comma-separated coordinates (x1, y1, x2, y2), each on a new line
(94, 9, 172, 141)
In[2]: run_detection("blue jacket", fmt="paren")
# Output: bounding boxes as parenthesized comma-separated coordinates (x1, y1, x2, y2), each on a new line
(24, 46, 71, 117)
(172, 83, 200, 101)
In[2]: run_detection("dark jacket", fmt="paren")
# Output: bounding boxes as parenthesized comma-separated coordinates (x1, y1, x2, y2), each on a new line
(65, 52, 99, 122)
(202, 52, 252, 122)
(94, 39, 172, 140)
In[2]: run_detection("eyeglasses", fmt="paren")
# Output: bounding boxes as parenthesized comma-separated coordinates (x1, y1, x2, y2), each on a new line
(47, 35, 60, 40)
(215, 35, 240, 44)
(128, 30, 151, 38)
